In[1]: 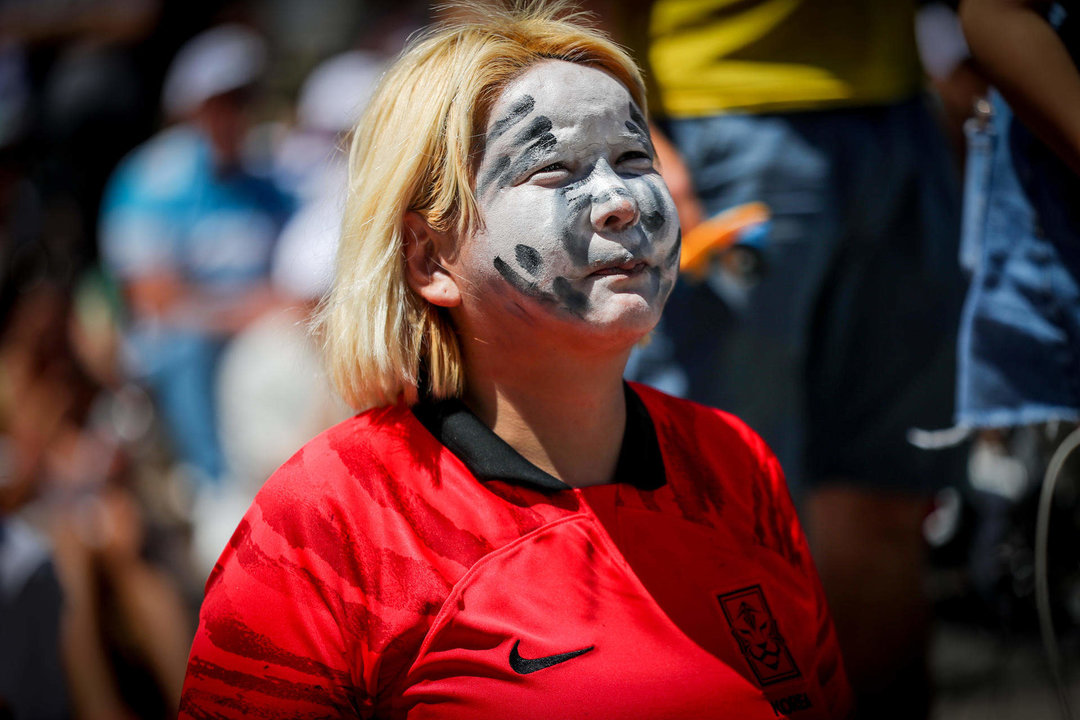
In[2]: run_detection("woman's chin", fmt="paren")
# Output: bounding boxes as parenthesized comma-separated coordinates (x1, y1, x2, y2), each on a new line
(572, 295, 664, 349)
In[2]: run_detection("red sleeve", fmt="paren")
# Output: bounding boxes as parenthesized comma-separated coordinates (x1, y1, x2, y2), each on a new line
(750, 432, 856, 720)
(180, 451, 373, 719)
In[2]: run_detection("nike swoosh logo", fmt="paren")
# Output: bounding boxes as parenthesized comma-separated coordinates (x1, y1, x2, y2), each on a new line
(509, 639, 595, 674)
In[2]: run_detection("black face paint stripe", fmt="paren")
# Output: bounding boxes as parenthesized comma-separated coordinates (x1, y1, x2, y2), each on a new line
(495, 256, 549, 300)
(564, 192, 591, 213)
(510, 130, 557, 172)
(665, 228, 682, 267)
(477, 155, 511, 197)
(653, 230, 679, 299)
(642, 177, 670, 232)
(495, 258, 587, 318)
(558, 177, 591, 214)
(487, 95, 535, 142)
(657, 273, 674, 300)
(515, 244, 542, 274)
(558, 176, 587, 194)
(627, 103, 656, 156)
(646, 265, 670, 298)
(592, 188, 634, 205)
(628, 102, 648, 132)
(552, 277, 588, 315)
(558, 160, 613, 208)
(555, 180, 592, 267)
(478, 125, 558, 197)
(642, 211, 665, 231)
(625, 121, 655, 154)
(513, 115, 553, 146)
(560, 226, 590, 267)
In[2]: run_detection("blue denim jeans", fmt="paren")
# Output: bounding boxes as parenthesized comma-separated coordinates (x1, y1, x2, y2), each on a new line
(129, 328, 227, 485)
(956, 91, 1080, 427)
(628, 97, 964, 493)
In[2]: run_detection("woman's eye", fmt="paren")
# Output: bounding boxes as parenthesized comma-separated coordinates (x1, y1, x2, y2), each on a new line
(536, 162, 566, 174)
(618, 151, 651, 164)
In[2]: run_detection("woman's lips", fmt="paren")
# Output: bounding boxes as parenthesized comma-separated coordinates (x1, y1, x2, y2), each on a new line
(589, 261, 647, 277)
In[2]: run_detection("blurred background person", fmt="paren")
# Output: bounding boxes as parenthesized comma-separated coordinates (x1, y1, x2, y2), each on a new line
(270, 49, 384, 296)
(0, 293, 69, 720)
(214, 48, 385, 530)
(0, 277, 192, 720)
(98, 23, 293, 499)
(592, 1, 967, 716)
(956, 0, 1080, 448)
(915, 1, 988, 155)
(1, 0, 433, 715)
(953, 0, 1080, 708)
(0, 503, 67, 720)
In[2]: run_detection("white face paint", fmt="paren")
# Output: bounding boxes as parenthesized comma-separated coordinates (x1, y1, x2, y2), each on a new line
(450, 60, 681, 346)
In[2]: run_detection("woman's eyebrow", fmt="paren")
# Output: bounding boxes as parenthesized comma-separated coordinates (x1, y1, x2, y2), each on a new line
(487, 95, 536, 142)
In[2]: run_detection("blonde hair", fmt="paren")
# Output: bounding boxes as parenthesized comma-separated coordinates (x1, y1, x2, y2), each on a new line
(316, 1, 647, 410)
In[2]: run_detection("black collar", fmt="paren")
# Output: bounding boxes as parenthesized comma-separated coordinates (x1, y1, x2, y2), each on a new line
(411, 383, 666, 492)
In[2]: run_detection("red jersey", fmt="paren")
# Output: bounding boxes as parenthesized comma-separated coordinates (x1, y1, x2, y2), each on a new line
(181, 383, 853, 718)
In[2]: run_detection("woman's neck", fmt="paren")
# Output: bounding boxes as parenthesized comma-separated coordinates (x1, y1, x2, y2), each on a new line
(460, 347, 629, 488)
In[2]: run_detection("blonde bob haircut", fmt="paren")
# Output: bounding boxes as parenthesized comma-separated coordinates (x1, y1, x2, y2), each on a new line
(316, 0, 647, 410)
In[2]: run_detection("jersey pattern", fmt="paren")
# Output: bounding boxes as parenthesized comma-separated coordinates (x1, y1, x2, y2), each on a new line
(180, 383, 853, 718)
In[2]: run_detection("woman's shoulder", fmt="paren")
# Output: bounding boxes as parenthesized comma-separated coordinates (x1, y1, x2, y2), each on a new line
(254, 402, 436, 515)
(629, 382, 777, 471)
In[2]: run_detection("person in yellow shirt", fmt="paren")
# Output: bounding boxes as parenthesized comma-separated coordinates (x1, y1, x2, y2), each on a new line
(648, 0, 923, 114)
(609, 2, 966, 717)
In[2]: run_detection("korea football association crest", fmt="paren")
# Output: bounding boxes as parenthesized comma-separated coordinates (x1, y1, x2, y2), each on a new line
(718, 585, 801, 686)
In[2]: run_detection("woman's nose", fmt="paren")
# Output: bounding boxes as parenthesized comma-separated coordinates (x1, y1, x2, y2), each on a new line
(589, 162, 639, 233)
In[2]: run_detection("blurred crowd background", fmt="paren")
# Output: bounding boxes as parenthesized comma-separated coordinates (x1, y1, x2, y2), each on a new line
(0, 0, 1077, 719)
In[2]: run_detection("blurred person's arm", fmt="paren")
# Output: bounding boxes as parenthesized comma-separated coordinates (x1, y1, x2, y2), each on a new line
(916, 3, 989, 153)
(92, 485, 191, 714)
(125, 272, 282, 334)
(102, 203, 284, 335)
(960, 0, 1080, 174)
(930, 59, 989, 152)
(53, 514, 131, 720)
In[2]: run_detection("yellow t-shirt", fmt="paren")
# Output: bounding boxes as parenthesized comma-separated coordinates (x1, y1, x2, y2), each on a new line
(648, 0, 924, 116)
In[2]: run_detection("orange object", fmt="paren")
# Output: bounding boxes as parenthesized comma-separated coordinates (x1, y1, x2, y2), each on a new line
(679, 202, 770, 278)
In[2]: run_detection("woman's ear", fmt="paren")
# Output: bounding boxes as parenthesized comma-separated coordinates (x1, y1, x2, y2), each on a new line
(403, 211, 462, 308)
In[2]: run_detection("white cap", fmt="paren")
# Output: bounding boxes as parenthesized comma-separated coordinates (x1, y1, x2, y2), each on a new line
(297, 50, 384, 134)
(162, 24, 267, 118)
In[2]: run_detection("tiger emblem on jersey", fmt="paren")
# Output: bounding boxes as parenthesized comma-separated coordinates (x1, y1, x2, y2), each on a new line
(718, 585, 801, 686)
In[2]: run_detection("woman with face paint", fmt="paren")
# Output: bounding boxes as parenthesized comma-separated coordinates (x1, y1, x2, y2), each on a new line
(180, 3, 854, 718)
